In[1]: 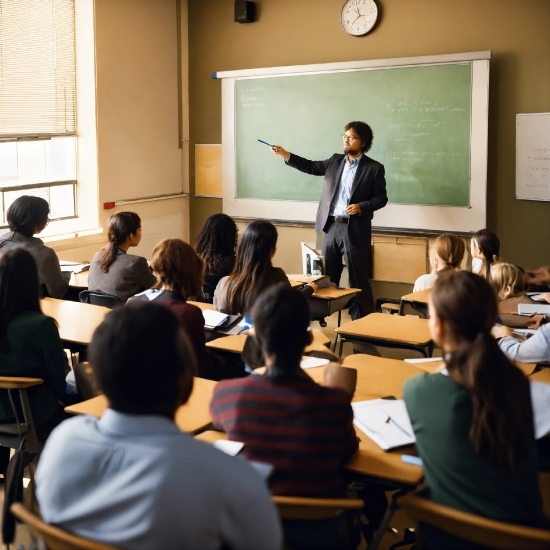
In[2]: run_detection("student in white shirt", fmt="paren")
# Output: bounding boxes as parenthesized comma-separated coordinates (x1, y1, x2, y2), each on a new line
(470, 228, 501, 281)
(413, 234, 466, 292)
(36, 301, 282, 550)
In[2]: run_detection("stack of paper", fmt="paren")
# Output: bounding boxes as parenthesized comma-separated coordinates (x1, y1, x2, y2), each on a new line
(352, 399, 415, 451)
(202, 310, 229, 329)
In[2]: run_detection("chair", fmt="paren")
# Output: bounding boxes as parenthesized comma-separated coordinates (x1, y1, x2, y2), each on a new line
(10, 502, 121, 550)
(0, 377, 43, 456)
(79, 290, 121, 309)
(72, 362, 100, 400)
(0, 377, 44, 545)
(272, 495, 364, 550)
(398, 493, 550, 550)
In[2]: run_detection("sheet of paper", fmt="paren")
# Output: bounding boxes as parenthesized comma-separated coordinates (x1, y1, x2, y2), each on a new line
(352, 399, 415, 451)
(202, 309, 229, 328)
(300, 357, 330, 369)
(213, 439, 245, 456)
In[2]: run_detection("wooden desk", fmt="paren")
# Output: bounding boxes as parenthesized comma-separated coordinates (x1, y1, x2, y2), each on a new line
(69, 270, 89, 289)
(41, 298, 110, 346)
(309, 287, 361, 332)
(65, 377, 217, 434)
(289, 280, 304, 289)
(188, 300, 215, 311)
(335, 313, 433, 358)
(399, 288, 430, 316)
(205, 328, 331, 355)
(531, 368, 550, 385)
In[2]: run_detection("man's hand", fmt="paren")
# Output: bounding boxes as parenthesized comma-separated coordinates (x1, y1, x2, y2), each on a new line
(525, 266, 550, 285)
(271, 145, 290, 160)
(345, 204, 361, 216)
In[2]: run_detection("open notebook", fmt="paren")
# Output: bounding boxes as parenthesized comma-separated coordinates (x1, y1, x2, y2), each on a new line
(351, 399, 415, 451)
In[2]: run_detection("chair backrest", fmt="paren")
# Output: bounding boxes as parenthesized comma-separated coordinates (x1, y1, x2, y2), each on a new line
(398, 493, 550, 550)
(272, 495, 364, 521)
(10, 503, 121, 550)
(0, 376, 43, 454)
(79, 290, 121, 309)
(73, 362, 100, 400)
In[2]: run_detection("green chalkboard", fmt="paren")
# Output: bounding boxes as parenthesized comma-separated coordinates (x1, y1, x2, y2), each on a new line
(235, 64, 472, 207)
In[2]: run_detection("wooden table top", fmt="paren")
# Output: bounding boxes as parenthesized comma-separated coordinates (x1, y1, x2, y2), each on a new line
(401, 289, 430, 305)
(41, 298, 110, 345)
(69, 270, 89, 289)
(65, 377, 217, 434)
(311, 286, 361, 300)
(335, 313, 432, 346)
(206, 328, 331, 354)
(531, 368, 550, 384)
(188, 300, 215, 311)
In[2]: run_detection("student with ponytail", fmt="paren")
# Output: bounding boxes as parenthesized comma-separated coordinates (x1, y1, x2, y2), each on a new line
(88, 212, 156, 303)
(404, 270, 548, 549)
(470, 228, 501, 281)
(413, 233, 466, 292)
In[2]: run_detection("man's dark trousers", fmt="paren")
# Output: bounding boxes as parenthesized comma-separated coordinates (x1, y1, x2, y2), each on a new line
(322, 219, 373, 320)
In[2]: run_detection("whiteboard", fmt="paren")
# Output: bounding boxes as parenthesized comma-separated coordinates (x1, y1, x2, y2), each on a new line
(516, 113, 550, 201)
(217, 51, 491, 233)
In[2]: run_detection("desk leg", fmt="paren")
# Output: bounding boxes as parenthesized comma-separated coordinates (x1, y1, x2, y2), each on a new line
(368, 488, 409, 550)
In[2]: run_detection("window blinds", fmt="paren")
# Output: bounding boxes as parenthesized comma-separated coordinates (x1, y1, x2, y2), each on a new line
(0, 0, 76, 137)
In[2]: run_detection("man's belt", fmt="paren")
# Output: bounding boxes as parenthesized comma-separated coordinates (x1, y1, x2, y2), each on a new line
(328, 216, 349, 224)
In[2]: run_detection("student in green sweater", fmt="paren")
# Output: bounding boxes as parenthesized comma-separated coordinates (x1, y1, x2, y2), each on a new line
(403, 270, 549, 549)
(0, 247, 71, 476)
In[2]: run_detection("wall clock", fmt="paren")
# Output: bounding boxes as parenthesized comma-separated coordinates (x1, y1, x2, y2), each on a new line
(341, 0, 378, 36)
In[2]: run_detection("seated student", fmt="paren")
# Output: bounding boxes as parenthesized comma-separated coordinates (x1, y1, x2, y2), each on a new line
(214, 220, 316, 314)
(36, 302, 282, 550)
(498, 324, 550, 363)
(403, 271, 549, 549)
(195, 213, 238, 303)
(129, 238, 238, 380)
(0, 248, 72, 475)
(491, 262, 545, 329)
(211, 284, 358, 497)
(88, 211, 156, 303)
(0, 196, 68, 298)
(470, 228, 501, 280)
(525, 265, 550, 294)
(413, 234, 465, 292)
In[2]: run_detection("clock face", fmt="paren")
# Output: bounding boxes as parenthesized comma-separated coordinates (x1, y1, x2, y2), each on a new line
(341, 0, 378, 36)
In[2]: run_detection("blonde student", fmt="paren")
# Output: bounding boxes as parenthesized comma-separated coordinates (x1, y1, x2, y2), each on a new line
(470, 228, 501, 280)
(413, 234, 465, 292)
(491, 262, 545, 329)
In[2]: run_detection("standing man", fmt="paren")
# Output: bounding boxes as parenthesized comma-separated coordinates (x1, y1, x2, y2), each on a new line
(272, 121, 387, 319)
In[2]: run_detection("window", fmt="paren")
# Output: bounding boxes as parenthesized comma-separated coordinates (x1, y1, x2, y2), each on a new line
(0, 0, 77, 228)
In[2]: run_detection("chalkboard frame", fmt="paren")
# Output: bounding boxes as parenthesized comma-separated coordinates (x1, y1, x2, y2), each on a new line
(218, 51, 490, 233)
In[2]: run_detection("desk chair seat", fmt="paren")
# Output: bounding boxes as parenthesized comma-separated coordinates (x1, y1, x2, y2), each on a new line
(398, 493, 550, 550)
(10, 502, 121, 550)
(272, 496, 364, 550)
(79, 290, 121, 309)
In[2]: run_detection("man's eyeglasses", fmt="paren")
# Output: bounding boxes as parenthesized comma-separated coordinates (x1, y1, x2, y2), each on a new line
(341, 134, 360, 142)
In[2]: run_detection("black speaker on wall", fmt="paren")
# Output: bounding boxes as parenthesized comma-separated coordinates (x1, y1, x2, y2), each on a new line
(235, 1, 256, 23)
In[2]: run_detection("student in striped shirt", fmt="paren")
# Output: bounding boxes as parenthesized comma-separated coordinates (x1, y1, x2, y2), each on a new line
(210, 284, 358, 497)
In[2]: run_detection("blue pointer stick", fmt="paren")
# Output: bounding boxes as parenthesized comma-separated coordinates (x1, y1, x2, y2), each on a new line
(258, 139, 274, 147)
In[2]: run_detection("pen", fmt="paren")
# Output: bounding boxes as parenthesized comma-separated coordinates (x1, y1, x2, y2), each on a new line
(257, 139, 273, 147)
(383, 413, 413, 438)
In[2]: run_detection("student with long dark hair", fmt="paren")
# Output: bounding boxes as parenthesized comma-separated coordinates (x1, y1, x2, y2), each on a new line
(0, 195, 68, 298)
(88, 212, 156, 303)
(0, 248, 70, 474)
(470, 228, 501, 281)
(404, 270, 548, 549)
(213, 220, 315, 314)
(195, 213, 238, 303)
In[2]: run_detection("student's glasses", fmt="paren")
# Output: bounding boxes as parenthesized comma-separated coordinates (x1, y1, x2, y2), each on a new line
(341, 134, 360, 142)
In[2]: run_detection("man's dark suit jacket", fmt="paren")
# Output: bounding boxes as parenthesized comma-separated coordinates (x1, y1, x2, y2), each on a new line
(286, 153, 388, 247)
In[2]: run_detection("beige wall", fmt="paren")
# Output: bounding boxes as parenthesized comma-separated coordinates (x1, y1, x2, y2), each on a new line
(51, 0, 190, 262)
(188, 0, 550, 281)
